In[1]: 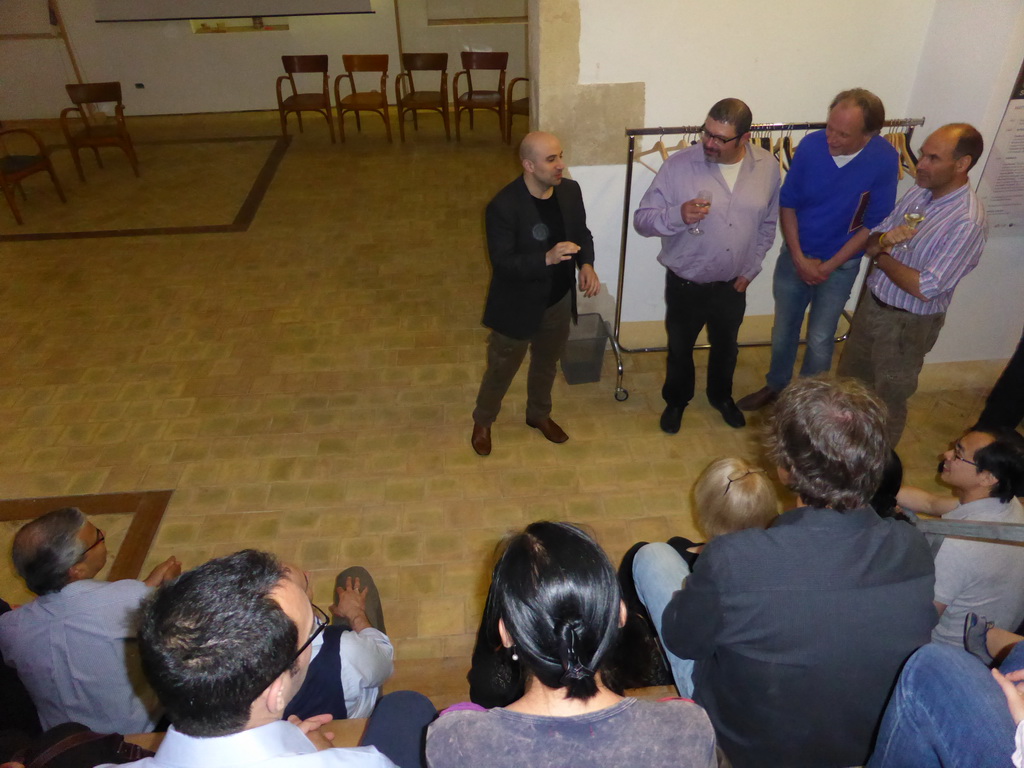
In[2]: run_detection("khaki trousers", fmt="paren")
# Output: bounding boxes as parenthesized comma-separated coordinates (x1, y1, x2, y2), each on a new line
(472, 292, 571, 426)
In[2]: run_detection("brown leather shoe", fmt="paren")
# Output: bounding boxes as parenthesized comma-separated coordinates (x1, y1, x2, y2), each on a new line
(736, 386, 779, 412)
(471, 422, 491, 456)
(526, 417, 569, 444)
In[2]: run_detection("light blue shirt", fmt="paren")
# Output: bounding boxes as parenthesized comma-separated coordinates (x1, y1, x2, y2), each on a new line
(0, 578, 161, 733)
(102, 721, 396, 768)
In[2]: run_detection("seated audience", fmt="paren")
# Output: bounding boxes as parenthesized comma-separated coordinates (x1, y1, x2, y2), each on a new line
(429, 521, 717, 768)
(868, 631, 1024, 767)
(897, 426, 1024, 646)
(0, 508, 180, 733)
(101, 549, 435, 768)
(283, 564, 394, 720)
(631, 377, 937, 767)
(667, 456, 778, 567)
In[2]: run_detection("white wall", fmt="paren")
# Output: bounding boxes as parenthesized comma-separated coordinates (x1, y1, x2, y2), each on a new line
(0, 0, 526, 118)
(574, 0, 1024, 363)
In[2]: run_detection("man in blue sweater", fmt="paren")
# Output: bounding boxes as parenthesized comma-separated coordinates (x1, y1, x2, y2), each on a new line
(738, 89, 898, 411)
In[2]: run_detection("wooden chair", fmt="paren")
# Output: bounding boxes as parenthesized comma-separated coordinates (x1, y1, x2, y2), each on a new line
(276, 55, 336, 143)
(505, 76, 530, 144)
(60, 82, 139, 181)
(394, 52, 450, 142)
(0, 128, 67, 225)
(453, 51, 508, 141)
(334, 55, 392, 143)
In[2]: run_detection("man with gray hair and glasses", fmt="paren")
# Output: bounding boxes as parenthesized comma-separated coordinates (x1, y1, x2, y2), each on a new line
(0, 507, 180, 733)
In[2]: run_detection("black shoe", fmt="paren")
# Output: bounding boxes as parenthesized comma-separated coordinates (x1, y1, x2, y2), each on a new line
(963, 612, 994, 666)
(613, 542, 673, 689)
(710, 397, 746, 428)
(667, 536, 704, 570)
(660, 405, 685, 434)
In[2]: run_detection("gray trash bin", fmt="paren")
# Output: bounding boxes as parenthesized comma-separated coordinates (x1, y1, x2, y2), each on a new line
(561, 313, 608, 384)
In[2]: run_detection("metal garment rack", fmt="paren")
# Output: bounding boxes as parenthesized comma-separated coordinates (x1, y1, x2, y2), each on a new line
(608, 117, 926, 402)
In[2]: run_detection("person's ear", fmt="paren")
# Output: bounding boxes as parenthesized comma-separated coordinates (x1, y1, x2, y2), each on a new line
(955, 154, 972, 174)
(498, 618, 513, 649)
(776, 466, 791, 486)
(619, 600, 628, 628)
(977, 468, 999, 492)
(66, 561, 87, 583)
(261, 672, 290, 718)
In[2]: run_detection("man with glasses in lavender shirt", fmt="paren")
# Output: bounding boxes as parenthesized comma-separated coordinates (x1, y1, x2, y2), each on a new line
(634, 98, 779, 433)
(0, 507, 181, 733)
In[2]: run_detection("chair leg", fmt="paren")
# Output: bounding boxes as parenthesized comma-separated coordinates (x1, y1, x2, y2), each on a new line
(69, 146, 86, 182)
(92, 147, 104, 169)
(297, 112, 304, 133)
(412, 112, 419, 132)
(0, 180, 24, 225)
(442, 107, 451, 141)
(455, 106, 462, 141)
(337, 107, 346, 143)
(382, 108, 392, 144)
(46, 161, 67, 203)
(279, 108, 289, 138)
(124, 139, 140, 178)
(398, 108, 407, 142)
(324, 109, 336, 144)
(355, 112, 362, 133)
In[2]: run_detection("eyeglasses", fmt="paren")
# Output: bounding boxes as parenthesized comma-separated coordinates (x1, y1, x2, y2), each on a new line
(82, 528, 105, 556)
(724, 468, 767, 495)
(952, 443, 978, 467)
(701, 127, 742, 145)
(288, 603, 330, 668)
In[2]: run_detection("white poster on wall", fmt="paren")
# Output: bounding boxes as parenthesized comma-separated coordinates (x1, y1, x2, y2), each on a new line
(977, 60, 1024, 235)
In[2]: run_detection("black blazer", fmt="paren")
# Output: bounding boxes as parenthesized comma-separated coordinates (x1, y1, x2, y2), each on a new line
(482, 176, 595, 340)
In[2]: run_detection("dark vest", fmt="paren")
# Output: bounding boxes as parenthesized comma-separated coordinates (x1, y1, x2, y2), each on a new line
(283, 626, 348, 721)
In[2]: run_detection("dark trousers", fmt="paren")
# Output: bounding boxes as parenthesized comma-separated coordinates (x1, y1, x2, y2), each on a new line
(977, 324, 1024, 430)
(360, 690, 437, 768)
(473, 292, 571, 426)
(663, 270, 745, 407)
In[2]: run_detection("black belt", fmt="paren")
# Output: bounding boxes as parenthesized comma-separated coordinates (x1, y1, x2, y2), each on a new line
(669, 272, 736, 288)
(871, 292, 909, 314)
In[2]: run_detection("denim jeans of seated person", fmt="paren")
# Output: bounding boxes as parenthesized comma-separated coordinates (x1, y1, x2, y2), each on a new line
(868, 641, 1024, 768)
(631, 542, 695, 697)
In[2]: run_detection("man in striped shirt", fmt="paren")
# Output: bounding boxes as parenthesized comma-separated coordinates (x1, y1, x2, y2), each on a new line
(838, 124, 988, 445)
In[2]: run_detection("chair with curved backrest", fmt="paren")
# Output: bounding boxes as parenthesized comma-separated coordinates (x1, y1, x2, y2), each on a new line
(505, 76, 530, 145)
(0, 129, 67, 225)
(60, 82, 139, 181)
(334, 55, 392, 143)
(453, 51, 508, 141)
(276, 55, 336, 143)
(394, 52, 450, 142)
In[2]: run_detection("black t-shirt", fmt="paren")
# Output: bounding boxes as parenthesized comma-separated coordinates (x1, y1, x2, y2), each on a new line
(531, 190, 573, 307)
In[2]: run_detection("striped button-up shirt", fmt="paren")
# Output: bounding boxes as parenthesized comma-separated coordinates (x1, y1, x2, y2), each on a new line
(868, 182, 987, 315)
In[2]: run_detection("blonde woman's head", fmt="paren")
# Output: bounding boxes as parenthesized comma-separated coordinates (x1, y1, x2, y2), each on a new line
(694, 458, 778, 540)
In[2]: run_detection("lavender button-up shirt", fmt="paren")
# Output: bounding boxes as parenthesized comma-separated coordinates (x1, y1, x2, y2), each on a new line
(634, 142, 780, 283)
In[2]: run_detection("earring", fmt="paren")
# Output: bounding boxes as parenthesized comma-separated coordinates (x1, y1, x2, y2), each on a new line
(511, 643, 519, 662)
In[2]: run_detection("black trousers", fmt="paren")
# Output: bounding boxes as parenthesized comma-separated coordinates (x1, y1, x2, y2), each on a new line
(663, 269, 746, 407)
(978, 324, 1024, 430)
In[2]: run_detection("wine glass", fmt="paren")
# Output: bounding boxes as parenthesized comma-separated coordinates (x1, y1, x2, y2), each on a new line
(689, 189, 713, 236)
(894, 201, 926, 254)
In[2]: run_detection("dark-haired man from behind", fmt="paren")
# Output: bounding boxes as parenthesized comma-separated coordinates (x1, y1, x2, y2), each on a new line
(898, 427, 1024, 646)
(838, 123, 988, 445)
(0, 507, 180, 734)
(632, 378, 936, 767)
(104, 549, 434, 768)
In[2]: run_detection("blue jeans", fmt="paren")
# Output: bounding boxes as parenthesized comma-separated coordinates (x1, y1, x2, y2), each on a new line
(631, 542, 695, 697)
(867, 643, 1024, 768)
(766, 247, 862, 392)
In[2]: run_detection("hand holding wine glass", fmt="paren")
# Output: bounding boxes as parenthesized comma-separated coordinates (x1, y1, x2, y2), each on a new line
(689, 189, 713, 236)
(893, 201, 926, 254)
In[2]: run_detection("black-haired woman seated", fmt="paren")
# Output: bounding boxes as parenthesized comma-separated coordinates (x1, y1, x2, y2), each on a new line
(426, 522, 717, 768)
